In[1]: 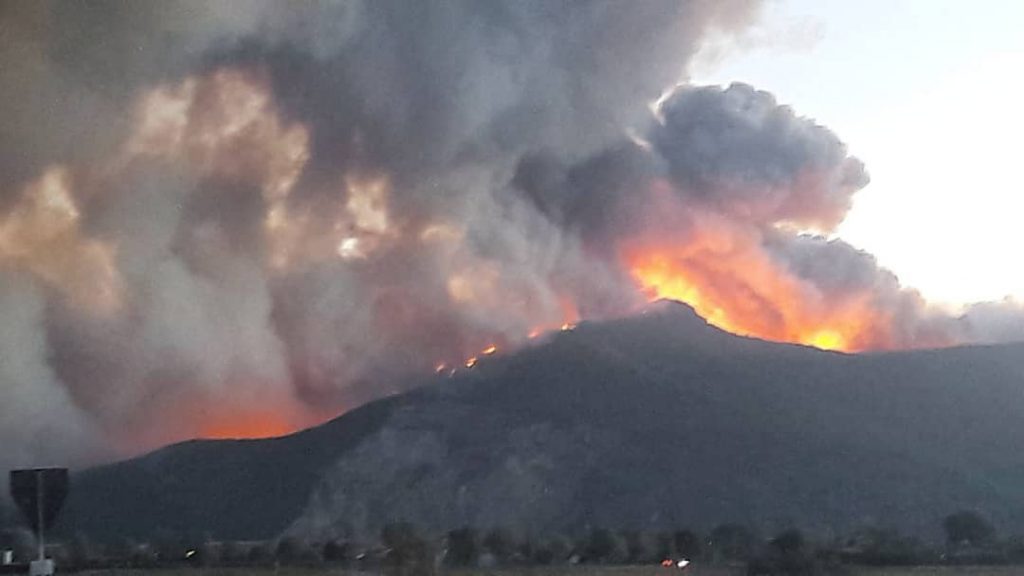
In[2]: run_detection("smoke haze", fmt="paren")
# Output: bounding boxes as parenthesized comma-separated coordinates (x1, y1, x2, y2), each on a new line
(0, 0, 1021, 468)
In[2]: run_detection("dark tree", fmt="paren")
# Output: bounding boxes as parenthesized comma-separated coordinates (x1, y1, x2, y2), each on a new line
(623, 530, 655, 563)
(445, 527, 479, 566)
(323, 539, 352, 562)
(771, 529, 805, 556)
(673, 529, 704, 559)
(943, 510, 995, 547)
(655, 531, 674, 560)
(533, 534, 572, 565)
(482, 527, 515, 563)
(67, 532, 98, 567)
(584, 528, 626, 563)
(382, 522, 433, 575)
(848, 527, 927, 565)
(517, 537, 535, 562)
(220, 541, 247, 564)
(247, 542, 274, 565)
(275, 536, 317, 564)
(748, 529, 819, 576)
(709, 523, 754, 561)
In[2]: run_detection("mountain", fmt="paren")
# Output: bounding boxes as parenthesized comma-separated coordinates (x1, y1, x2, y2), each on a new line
(56, 302, 1024, 542)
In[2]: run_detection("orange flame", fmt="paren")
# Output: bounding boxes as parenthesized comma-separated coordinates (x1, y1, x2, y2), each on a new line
(625, 241, 880, 352)
(482, 345, 497, 355)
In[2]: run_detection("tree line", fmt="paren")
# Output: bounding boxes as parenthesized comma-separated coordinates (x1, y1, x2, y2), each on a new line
(2, 509, 1023, 574)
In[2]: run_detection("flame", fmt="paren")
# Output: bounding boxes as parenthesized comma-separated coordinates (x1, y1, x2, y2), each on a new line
(465, 357, 478, 368)
(808, 329, 846, 351)
(627, 243, 881, 351)
(482, 345, 497, 355)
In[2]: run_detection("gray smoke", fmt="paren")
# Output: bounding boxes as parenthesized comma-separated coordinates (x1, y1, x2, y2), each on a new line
(0, 0, 763, 466)
(2, 1, 1022, 471)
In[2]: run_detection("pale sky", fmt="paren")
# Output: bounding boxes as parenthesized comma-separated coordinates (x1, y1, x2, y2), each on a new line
(693, 0, 1024, 306)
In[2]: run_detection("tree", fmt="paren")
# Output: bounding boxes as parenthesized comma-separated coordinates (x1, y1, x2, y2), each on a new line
(445, 527, 478, 566)
(848, 527, 927, 566)
(382, 522, 433, 576)
(247, 542, 274, 565)
(220, 541, 247, 564)
(482, 527, 515, 563)
(623, 530, 655, 563)
(747, 529, 819, 576)
(655, 531, 674, 560)
(709, 523, 754, 561)
(585, 528, 627, 563)
(673, 529, 704, 560)
(943, 510, 995, 547)
(771, 529, 805, 556)
(533, 534, 572, 564)
(67, 532, 98, 568)
(323, 539, 352, 563)
(275, 536, 317, 564)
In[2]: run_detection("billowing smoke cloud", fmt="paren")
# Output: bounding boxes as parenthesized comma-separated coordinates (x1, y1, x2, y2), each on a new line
(1, 0, 1021, 469)
(0, 0, 762, 466)
(517, 82, 1024, 351)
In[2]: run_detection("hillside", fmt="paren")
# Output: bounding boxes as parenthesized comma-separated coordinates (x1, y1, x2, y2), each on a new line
(56, 302, 1024, 542)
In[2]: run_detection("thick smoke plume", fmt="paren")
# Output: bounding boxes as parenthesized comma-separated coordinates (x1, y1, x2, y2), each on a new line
(0, 1, 1021, 468)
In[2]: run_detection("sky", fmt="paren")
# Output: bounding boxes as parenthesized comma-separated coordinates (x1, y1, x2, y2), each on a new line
(693, 0, 1024, 307)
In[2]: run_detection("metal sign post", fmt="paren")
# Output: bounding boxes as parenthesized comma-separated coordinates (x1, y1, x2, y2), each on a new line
(9, 468, 68, 576)
(36, 471, 44, 562)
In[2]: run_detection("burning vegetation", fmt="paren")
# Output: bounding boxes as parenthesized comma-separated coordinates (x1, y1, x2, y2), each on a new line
(0, 1, 1022, 466)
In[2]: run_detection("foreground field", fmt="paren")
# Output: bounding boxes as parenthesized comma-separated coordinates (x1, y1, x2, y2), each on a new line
(69, 566, 1024, 576)
(856, 567, 1024, 575)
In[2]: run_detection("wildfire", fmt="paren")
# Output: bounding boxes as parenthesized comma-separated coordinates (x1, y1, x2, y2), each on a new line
(0, 167, 122, 313)
(198, 411, 298, 440)
(626, 244, 876, 352)
(482, 345, 497, 355)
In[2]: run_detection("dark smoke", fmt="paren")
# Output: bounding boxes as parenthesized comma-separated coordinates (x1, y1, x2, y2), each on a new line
(0, 0, 762, 467)
(1, 1, 1022, 471)
(652, 83, 869, 230)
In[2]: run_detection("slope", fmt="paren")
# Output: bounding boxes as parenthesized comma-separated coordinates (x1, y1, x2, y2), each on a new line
(57, 302, 1024, 542)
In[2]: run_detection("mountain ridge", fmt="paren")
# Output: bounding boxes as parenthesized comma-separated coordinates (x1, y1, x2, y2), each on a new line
(55, 301, 1024, 542)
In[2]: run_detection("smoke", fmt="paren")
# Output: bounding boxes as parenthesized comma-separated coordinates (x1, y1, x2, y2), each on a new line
(1, 0, 1022, 468)
(517, 82, 1024, 351)
(0, 0, 763, 465)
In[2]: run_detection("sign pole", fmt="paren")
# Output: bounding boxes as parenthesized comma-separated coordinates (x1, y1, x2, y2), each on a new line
(35, 470, 44, 562)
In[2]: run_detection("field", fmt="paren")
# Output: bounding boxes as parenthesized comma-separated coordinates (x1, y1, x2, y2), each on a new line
(65, 566, 1024, 576)
(856, 568, 1024, 576)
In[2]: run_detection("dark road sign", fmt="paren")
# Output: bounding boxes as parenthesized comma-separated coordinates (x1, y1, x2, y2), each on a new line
(9, 468, 69, 536)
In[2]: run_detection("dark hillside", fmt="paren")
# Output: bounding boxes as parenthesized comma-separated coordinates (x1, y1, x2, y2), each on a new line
(57, 303, 1024, 541)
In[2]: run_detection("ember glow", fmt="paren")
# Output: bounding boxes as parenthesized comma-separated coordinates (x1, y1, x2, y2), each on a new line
(198, 410, 298, 441)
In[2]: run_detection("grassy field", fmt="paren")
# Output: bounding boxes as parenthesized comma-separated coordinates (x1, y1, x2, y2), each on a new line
(68, 566, 1024, 576)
